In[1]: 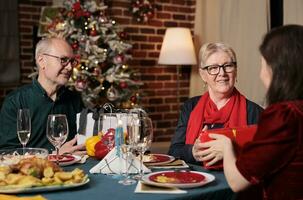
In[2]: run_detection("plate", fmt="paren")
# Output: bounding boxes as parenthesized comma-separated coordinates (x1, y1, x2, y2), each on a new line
(143, 154, 175, 165)
(141, 171, 215, 188)
(0, 178, 89, 194)
(48, 155, 81, 166)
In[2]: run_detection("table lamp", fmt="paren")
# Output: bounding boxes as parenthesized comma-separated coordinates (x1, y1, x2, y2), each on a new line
(158, 27, 197, 108)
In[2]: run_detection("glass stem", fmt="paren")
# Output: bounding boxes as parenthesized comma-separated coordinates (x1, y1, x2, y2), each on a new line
(56, 147, 60, 166)
(139, 152, 143, 178)
(125, 152, 129, 179)
(22, 144, 25, 155)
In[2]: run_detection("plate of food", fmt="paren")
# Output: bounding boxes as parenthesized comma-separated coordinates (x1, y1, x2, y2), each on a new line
(0, 157, 89, 194)
(48, 154, 81, 166)
(142, 154, 175, 165)
(141, 170, 215, 188)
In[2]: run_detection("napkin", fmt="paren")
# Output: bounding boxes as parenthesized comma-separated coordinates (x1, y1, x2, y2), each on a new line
(0, 194, 46, 200)
(145, 159, 189, 169)
(89, 147, 151, 174)
(134, 181, 187, 194)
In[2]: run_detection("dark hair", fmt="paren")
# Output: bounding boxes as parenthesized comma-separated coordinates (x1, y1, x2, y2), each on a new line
(260, 24, 303, 105)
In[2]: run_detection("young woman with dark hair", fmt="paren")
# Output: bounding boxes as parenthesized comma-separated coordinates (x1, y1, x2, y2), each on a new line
(200, 25, 303, 199)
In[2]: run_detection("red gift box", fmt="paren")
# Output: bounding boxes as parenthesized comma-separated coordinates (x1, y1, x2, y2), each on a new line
(199, 125, 257, 170)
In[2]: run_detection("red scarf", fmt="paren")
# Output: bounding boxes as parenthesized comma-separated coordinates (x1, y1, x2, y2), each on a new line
(185, 88, 247, 144)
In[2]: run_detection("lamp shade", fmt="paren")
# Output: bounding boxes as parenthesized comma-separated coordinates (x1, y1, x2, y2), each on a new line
(158, 28, 197, 65)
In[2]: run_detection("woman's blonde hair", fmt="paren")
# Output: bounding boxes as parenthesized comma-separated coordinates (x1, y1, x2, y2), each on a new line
(199, 42, 237, 67)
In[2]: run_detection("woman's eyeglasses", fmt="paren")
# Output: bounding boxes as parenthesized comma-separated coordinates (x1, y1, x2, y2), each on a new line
(43, 53, 79, 67)
(201, 62, 237, 75)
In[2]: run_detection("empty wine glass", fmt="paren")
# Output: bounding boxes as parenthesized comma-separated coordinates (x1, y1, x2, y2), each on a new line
(132, 116, 153, 180)
(118, 113, 137, 185)
(46, 114, 69, 165)
(17, 109, 31, 154)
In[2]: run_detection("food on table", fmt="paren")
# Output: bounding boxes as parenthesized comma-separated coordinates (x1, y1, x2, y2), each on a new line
(0, 157, 87, 188)
(154, 175, 178, 183)
(142, 154, 155, 162)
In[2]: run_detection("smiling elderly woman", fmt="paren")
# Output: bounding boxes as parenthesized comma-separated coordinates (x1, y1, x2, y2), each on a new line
(168, 42, 263, 164)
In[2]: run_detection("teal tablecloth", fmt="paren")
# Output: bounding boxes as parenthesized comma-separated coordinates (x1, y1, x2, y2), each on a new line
(24, 158, 235, 200)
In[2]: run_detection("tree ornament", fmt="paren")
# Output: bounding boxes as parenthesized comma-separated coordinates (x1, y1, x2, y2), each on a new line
(93, 67, 101, 76)
(119, 31, 127, 39)
(113, 54, 124, 64)
(130, 95, 137, 103)
(106, 85, 119, 101)
(71, 41, 79, 50)
(119, 81, 128, 89)
(90, 28, 98, 36)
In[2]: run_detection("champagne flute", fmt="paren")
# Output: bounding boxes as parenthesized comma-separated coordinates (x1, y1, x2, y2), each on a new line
(118, 113, 137, 185)
(46, 114, 69, 165)
(132, 116, 153, 180)
(17, 109, 31, 154)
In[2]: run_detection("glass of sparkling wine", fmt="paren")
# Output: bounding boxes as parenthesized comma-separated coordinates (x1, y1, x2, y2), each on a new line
(17, 109, 31, 153)
(46, 114, 69, 165)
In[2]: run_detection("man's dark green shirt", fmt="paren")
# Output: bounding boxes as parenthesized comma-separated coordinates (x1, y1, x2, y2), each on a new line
(0, 79, 84, 151)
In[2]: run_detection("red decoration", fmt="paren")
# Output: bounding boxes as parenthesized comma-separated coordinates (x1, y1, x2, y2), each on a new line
(130, 95, 137, 103)
(119, 81, 128, 89)
(72, 41, 79, 50)
(119, 31, 127, 39)
(90, 28, 98, 36)
(130, 0, 156, 23)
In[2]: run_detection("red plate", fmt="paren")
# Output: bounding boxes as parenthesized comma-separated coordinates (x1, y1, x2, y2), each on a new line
(48, 154, 75, 163)
(149, 171, 205, 184)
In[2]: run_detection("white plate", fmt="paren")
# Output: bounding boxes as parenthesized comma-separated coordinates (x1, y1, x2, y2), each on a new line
(141, 170, 215, 189)
(48, 155, 81, 166)
(0, 178, 89, 194)
(143, 154, 175, 166)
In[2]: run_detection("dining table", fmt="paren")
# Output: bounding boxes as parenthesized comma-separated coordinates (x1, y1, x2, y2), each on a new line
(20, 157, 235, 200)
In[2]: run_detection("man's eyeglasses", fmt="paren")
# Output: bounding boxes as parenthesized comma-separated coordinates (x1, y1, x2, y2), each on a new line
(201, 62, 237, 75)
(43, 53, 79, 67)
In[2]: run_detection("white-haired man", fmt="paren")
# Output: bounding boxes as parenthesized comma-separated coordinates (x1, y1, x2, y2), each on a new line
(0, 37, 85, 155)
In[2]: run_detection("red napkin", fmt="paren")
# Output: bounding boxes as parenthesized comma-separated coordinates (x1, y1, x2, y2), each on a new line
(199, 125, 257, 170)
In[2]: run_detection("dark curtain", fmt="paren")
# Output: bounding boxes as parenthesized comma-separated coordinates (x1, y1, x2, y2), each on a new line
(0, 0, 20, 85)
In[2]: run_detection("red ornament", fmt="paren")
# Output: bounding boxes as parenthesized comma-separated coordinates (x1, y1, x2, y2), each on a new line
(119, 31, 127, 39)
(90, 28, 98, 36)
(119, 81, 128, 89)
(93, 67, 101, 76)
(130, 95, 137, 103)
(73, 2, 81, 11)
(71, 41, 79, 50)
(113, 54, 124, 64)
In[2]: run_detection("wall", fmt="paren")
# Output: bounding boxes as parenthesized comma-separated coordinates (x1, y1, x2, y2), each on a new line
(0, 0, 196, 142)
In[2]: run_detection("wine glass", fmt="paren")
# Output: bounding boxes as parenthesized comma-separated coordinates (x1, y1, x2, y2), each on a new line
(17, 109, 31, 154)
(118, 113, 137, 185)
(46, 114, 69, 165)
(132, 116, 153, 180)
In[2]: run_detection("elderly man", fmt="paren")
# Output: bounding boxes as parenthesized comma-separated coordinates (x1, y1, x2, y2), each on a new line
(0, 37, 85, 155)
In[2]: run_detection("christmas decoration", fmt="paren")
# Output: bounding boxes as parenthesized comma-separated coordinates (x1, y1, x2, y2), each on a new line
(130, 0, 156, 23)
(39, 0, 143, 108)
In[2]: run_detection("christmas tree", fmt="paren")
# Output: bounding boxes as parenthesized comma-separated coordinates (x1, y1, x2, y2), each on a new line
(40, 0, 142, 108)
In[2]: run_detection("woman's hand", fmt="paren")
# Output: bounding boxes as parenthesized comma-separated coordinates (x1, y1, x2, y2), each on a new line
(192, 139, 205, 161)
(56, 135, 87, 156)
(192, 125, 208, 161)
(200, 134, 233, 166)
